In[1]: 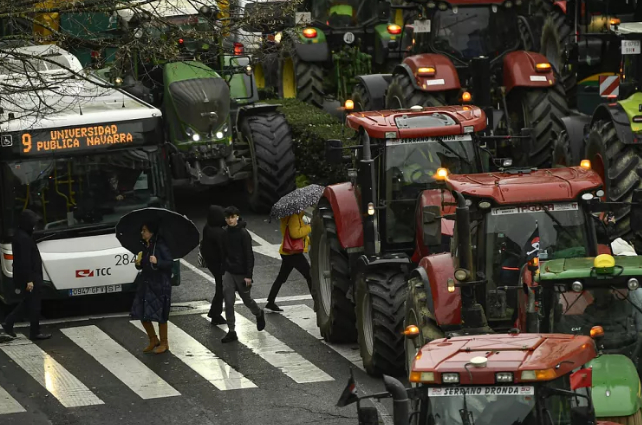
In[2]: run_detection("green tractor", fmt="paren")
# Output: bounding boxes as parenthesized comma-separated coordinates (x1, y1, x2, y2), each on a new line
(273, 0, 403, 109)
(93, 1, 296, 211)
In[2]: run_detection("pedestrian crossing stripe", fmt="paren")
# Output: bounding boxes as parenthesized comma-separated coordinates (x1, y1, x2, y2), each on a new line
(0, 303, 360, 415)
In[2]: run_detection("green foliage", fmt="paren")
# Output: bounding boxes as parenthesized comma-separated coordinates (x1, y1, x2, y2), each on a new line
(263, 98, 355, 186)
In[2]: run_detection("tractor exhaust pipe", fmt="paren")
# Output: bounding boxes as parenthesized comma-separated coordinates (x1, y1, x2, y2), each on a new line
(359, 130, 377, 256)
(454, 191, 472, 275)
(470, 56, 491, 109)
(383, 375, 410, 425)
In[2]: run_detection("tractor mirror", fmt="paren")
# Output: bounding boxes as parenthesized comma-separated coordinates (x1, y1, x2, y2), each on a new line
(631, 189, 642, 233)
(570, 406, 593, 425)
(423, 205, 442, 246)
(326, 139, 344, 164)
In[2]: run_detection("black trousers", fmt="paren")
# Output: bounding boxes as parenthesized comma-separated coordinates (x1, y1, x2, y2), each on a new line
(268, 254, 312, 303)
(5, 283, 42, 337)
(207, 271, 224, 318)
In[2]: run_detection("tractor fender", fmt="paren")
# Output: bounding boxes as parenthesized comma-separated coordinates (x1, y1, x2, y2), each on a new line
(235, 103, 280, 129)
(503, 51, 556, 94)
(354, 74, 392, 111)
(393, 55, 461, 92)
(591, 101, 637, 145)
(588, 354, 642, 417)
(414, 253, 461, 326)
(554, 1, 567, 14)
(558, 114, 591, 165)
(412, 189, 455, 263)
(322, 183, 364, 249)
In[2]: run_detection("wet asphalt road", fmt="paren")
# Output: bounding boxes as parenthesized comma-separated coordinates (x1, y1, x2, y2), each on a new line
(0, 188, 395, 425)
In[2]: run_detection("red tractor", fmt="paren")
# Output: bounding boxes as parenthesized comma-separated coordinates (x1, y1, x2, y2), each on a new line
(310, 103, 532, 376)
(352, 0, 569, 168)
(337, 332, 627, 425)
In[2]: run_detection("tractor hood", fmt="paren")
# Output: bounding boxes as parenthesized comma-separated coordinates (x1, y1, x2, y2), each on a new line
(412, 333, 597, 384)
(589, 354, 642, 418)
(537, 256, 642, 282)
(163, 61, 229, 134)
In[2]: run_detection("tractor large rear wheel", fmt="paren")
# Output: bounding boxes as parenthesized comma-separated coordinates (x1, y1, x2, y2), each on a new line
(404, 275, 445, 379)
(310, 201, 357, 342)
(355, 267, 408, 377)
(385, 73, 445, 109)
(539, 8, 576, 98)
(508, 86, 568, 168)
(585, 120, 642, 249)
(278, 42, 324, 108)
(551, 129, 573, 167)
(240, 112, 296, 213)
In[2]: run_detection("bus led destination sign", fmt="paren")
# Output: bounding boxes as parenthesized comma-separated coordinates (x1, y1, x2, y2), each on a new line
(20, 123, 142, 155)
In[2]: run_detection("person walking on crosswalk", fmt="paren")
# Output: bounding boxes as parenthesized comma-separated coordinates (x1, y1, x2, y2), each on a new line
(1, 209, 50, 341)
(130, 219, 174, 354)
(221, 206, 265, 343)
(266, 211, 313, 312)
(201, 205, 227, 325)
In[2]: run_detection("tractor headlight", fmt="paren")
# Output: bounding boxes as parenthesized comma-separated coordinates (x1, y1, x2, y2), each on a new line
(442, 373, 459, 383)
(629, 278, 640, 291)
(571, 281, 583, 292)
(185, 127, 200, 142)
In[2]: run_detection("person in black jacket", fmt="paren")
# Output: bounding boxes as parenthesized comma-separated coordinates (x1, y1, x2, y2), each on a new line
(221, 206, 265, 343)
(202, 205, 227, 325)
(1, 209, 51, 340)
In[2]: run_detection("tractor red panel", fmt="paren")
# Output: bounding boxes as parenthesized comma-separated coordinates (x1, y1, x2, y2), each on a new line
(419, 253, 461, 326)
(446, 167, 603, 205)
(402, 54, 461, 92)
(503, 51, 556, 93)
(323, 183, 363, 249)
(554, 1, 567, 14)
(345, 105, 486, 139)
(413, 190, 456, 262)
(412, 333, 597, 384)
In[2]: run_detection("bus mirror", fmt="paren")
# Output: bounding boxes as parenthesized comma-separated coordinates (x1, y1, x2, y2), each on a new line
(631, 189, 642, 233)
(326, 139, 343, 164)
(423, 205, 442, 246)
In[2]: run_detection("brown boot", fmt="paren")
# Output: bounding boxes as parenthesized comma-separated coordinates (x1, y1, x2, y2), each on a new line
(154, 323, 169, 354)
(141, 321, 159, 353)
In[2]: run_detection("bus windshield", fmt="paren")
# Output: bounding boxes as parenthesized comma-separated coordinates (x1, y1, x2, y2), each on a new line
(431, 6, 519, 61)
(2, 148, 169, 240)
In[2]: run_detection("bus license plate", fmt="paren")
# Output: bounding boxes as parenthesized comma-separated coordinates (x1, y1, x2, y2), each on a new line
(69, 285, 122, 297)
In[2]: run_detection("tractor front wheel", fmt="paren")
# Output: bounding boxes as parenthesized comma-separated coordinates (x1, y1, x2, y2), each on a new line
(508, 85, 568, 168)
(385, 73, 445, 110)
(585, 120, 642, 249)
(355, 267, 408, 377)
(310, 201, 357, 342)
(551, 129, 573, 167)
(278, 42, 324, 108)
(240, 112, 296, 213)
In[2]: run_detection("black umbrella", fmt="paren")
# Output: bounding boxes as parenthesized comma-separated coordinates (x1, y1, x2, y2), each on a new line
(116, 207, 199, 259)
(270, 184, 325, 219)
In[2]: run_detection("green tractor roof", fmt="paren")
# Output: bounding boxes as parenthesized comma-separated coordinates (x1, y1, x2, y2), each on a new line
(163, 61, 220, 84)
(537, 254, 642, 285)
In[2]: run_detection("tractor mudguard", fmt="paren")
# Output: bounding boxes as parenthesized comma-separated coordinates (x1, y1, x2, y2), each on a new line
(289, 29, 330, 62)
(589, 354, 642, 418)
(235, 103, 280, 129)
(591, 101, 636, 145)
(502, 51, 556, 94)
(322, 183, 364, 249)
(354, 74, 392, 111)
(393, 55, 461, 92)
(558, 114, 591, 164)
(413, 253, 461, 326)
(413, 189, 456, 262)
(554, 1, 567, 14)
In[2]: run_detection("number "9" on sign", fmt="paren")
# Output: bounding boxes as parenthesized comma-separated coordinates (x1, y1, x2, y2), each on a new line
(22, 134, 32, 153)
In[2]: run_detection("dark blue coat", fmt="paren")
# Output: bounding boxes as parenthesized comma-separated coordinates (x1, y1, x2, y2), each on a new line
(130, 237, 173, 323)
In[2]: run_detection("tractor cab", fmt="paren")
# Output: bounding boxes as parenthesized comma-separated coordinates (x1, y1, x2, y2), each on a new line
(303, 0, 388, 31)
(337, 332, 624, 425)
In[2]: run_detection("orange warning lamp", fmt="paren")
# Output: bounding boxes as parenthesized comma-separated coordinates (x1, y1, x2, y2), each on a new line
(461, 91, 472, 102)
(344, 99, 354, 110)
(580, 159, 591, 170)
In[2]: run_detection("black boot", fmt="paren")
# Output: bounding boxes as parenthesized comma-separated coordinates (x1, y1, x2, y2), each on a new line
(210, 315, 227, 325)
(265, 302, 283, 312)
(1, 323, 16, 338)
(221, 331, 238, 343)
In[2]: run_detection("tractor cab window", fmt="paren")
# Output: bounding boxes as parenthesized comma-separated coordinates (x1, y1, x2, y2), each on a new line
(305, 0, 376, 27)
(553, 288, 642, 350)
(484, 204, 588, 321)
(383, 136, 476, 245)
(431, 6, 519, 61)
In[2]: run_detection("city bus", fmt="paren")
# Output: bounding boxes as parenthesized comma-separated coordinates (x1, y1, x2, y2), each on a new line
(0, 44, 178, 304)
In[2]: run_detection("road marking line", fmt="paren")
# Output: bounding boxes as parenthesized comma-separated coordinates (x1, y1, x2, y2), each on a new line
(0, 384, 26, 415)
(0, 336, 104, 407)
(278, 304, 364, 371)
(247, 230, 282, 260)
(202, 314, 334, 384)
(131, 321, 256, 391)
(61, 326, 180, 400)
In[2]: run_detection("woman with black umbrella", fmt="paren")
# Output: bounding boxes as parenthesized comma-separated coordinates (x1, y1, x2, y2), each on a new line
(130, 219, 174, 354)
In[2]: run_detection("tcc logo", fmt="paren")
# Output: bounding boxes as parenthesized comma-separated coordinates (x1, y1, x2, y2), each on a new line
(76, 268, 111, 278)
